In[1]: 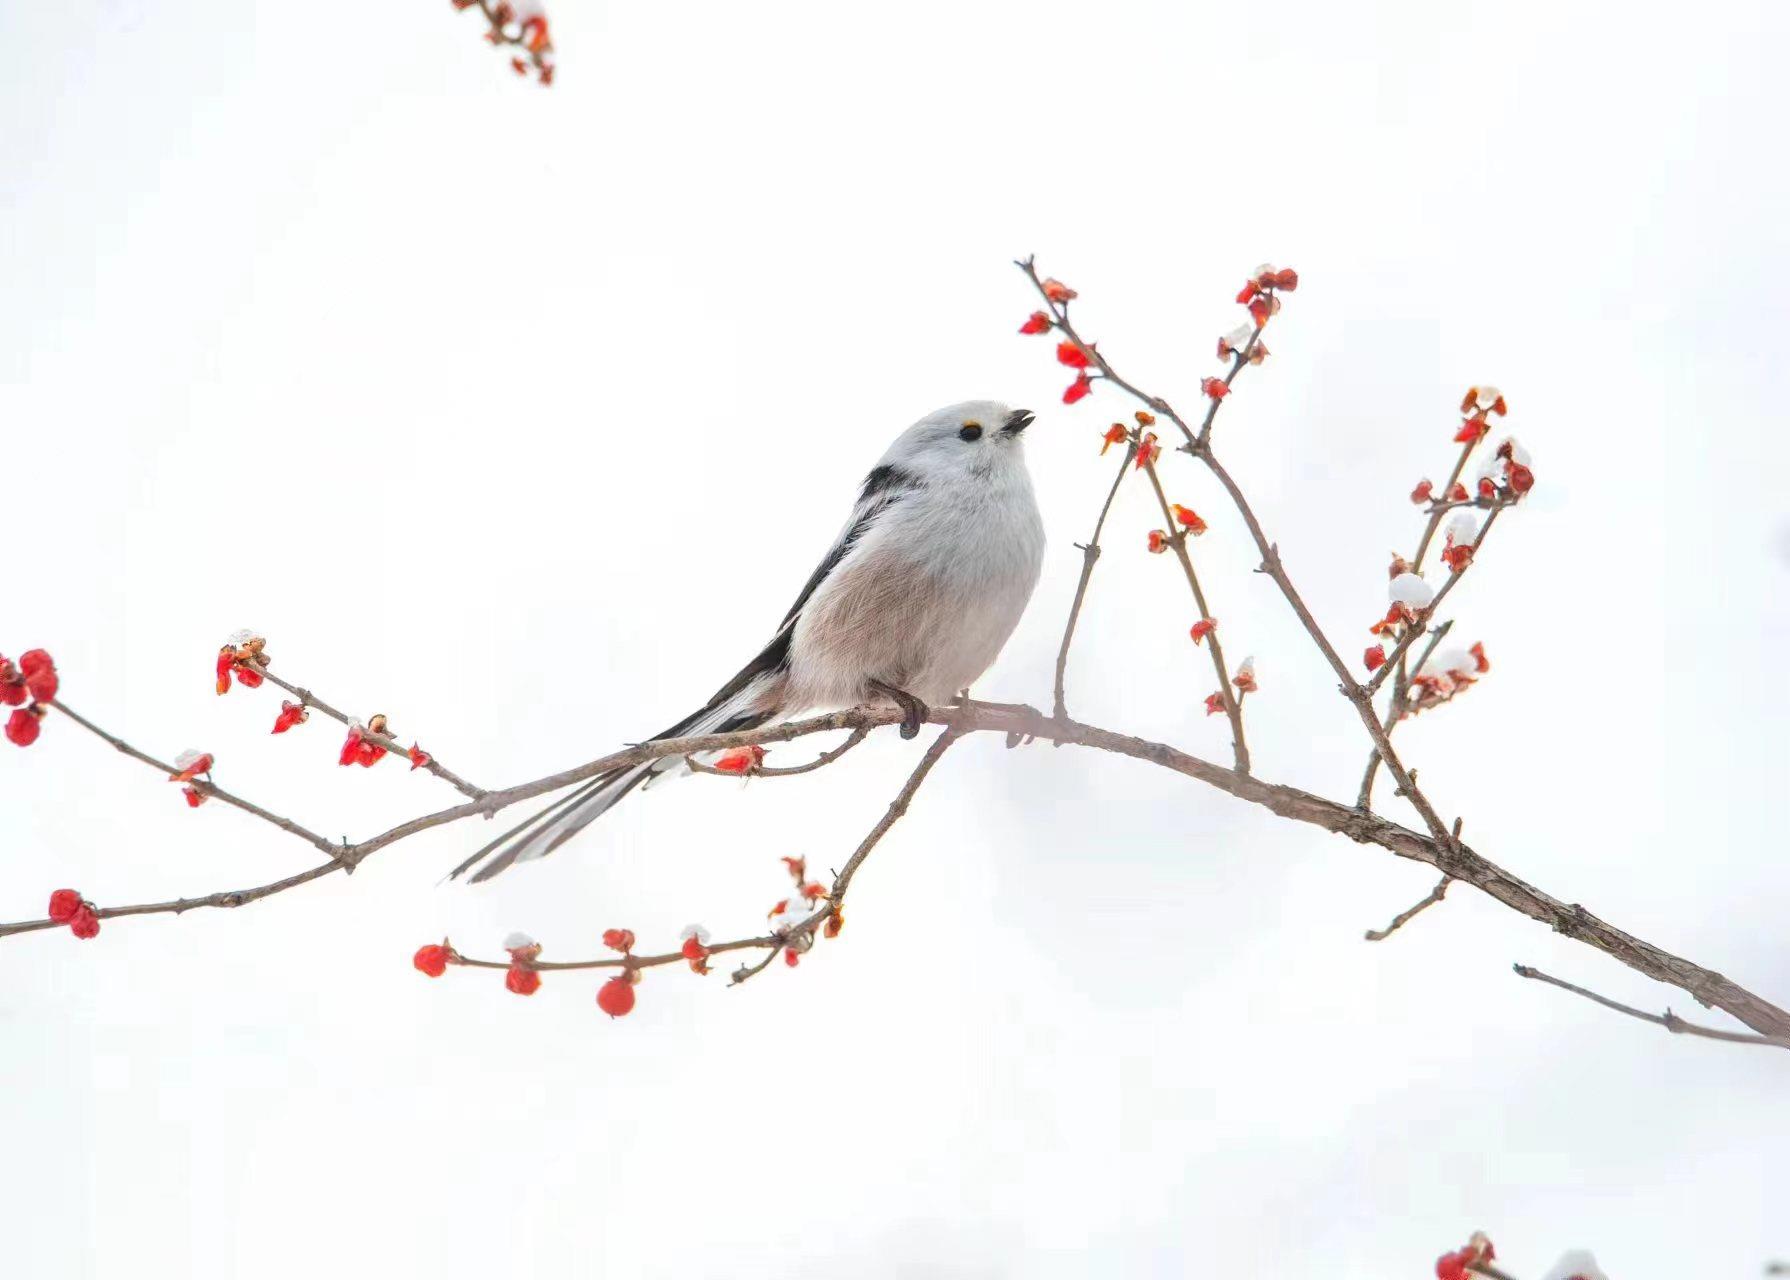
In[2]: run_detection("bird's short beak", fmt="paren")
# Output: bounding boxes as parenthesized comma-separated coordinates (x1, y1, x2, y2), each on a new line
(1003, 408, 1035, 435)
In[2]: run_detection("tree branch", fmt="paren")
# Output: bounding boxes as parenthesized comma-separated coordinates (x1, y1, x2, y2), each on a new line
(1139, 453, 1250, 773)
(1512, 965, 1790, 1051)
(1053, 439, 1136, 721)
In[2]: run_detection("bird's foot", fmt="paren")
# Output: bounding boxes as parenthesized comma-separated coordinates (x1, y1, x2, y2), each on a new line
(869, 679, 928, 740)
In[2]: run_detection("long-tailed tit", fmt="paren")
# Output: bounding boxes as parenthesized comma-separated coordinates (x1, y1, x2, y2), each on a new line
(453, 401, 1045, 882)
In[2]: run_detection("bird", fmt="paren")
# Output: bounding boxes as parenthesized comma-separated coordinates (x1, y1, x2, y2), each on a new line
(451, 401, 1046, 883)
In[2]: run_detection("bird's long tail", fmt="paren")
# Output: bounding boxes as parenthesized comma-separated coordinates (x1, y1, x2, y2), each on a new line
(449, 693, 775, 884)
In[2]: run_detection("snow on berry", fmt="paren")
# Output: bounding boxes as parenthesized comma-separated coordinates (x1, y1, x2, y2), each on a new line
(1217, 323, 1254, 360)
(597, 975, 637, 1017)
(503, 931, 539, 954)
(170, 749, 214, 783)
(1389, 572, 1435, 610)
(1461, 386, 1508, 417)
(1538, 1251, 1607, 1280)
(1232, 657, 1258, 694)
(680, 923, 712, 945)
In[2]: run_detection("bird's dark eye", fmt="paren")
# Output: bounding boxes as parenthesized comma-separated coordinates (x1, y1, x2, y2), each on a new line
(959, 422, 984, 442)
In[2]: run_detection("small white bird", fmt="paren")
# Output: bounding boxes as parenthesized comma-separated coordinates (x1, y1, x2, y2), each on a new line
(453, 401, 1046, 882)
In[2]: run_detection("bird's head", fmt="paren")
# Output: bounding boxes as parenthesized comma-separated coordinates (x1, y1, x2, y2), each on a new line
(877, 400, 1035, 484)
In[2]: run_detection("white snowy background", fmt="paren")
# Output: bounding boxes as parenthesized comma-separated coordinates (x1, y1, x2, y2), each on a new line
(3, 1, 1787, 1276)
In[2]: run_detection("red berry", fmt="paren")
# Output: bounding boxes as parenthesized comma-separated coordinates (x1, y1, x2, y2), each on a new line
(68, 906, 100, 939)
(6, 707, 41, 747)
(681, 936, 708, 961)
(272, 701, 308, 734)
(24, 665, 57, 703)
(1056, 340, 1091, 369)
(1365, 645, 1387, 672)
(48, 889, 84, 922)
(413, 944, 450, 977)
(602, 928, 636, 954)
(1200, 376, 1230, 401)
(505, 965, 542, 996)
(1507, 462, 1535, 494)
(596, 975, 636, 1017)
(1063, 373, 1093, 405)
(1018, 311, 1051, 335)
(18, 650, 52, 677)
(1410, 479, 1434, 504)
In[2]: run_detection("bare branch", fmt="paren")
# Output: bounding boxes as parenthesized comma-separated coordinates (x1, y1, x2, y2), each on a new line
(1364, 874, 1452, 942)
(47, 699, 343, 859)
(1053, 439, 1136, 721)
(1513, 965, 1790, 1051)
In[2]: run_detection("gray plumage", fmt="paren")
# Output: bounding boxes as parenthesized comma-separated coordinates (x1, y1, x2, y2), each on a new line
(453, 400, 1045, 882)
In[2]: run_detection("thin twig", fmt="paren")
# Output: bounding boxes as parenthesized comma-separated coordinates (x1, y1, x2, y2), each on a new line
(1053, 440, 1136, 721)
(1139, 454, 1249, 773)
(1364, 874, 1452, 941)
(47, 699, 343, 858)
(248, 662, 487, 800)
(683, 727, 870, 778)
(1512, 965, 1790, 1050)
(1358, 620, 1453, 809)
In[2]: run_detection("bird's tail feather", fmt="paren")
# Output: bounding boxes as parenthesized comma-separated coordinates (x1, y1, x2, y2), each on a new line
(451, 691, 775, 884)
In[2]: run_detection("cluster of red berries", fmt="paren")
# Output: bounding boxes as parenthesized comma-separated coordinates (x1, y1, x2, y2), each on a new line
(47, 888, 100, 939)
(452, 0, 556, 85)
(1016, 278, 1100, 404)
(215, 632, 268, 696)
(1, 649, 57, 747)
